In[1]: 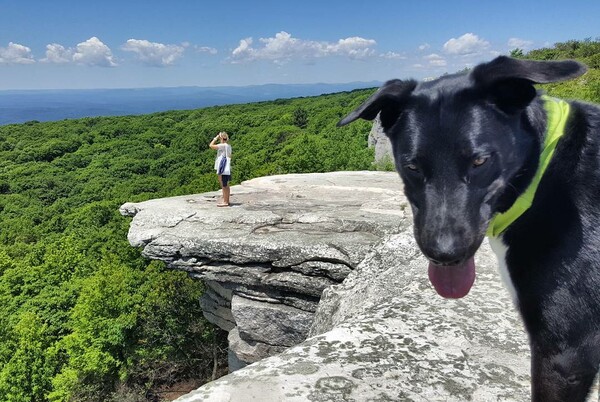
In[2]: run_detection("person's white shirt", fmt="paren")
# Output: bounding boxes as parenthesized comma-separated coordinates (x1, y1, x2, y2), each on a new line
(214, 143, 232, 170)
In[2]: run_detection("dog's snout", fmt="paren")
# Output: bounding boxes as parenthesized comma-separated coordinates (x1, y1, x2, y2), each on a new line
(421, 233, 470, 266)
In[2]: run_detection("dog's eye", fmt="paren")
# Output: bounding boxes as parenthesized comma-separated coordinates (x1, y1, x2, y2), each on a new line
(472, 156, 488, 167)
(405, 163, 420, 172)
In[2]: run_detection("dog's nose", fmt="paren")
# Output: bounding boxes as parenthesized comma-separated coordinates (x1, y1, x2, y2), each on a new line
(425, 242, 466, 266)
(419, 228, 474, 266)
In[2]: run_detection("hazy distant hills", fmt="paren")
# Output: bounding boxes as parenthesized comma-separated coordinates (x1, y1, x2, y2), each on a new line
(0, 82, 380, 125)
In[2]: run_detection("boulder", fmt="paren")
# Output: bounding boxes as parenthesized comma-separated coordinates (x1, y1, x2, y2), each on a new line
(369, 115, 394, 167)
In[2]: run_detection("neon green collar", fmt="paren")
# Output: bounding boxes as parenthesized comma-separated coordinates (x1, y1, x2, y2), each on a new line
(486, 95, 570, 238)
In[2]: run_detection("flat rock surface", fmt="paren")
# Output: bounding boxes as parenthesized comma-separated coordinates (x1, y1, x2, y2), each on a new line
(121, 171, 409, 270)
(177, 232, 532, 402)
(122, 171, 536, 401)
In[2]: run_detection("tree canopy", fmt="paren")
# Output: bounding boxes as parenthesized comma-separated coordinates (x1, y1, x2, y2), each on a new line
(0, 88, 375, 401)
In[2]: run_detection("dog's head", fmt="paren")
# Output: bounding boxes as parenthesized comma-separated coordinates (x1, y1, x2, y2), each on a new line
(339, 56, 586, 298)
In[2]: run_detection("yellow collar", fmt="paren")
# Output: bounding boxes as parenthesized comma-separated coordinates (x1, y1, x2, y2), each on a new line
(487, 95, 570, 237)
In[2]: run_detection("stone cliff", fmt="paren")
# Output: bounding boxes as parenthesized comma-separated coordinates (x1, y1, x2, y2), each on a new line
(121, 171, 531, 401)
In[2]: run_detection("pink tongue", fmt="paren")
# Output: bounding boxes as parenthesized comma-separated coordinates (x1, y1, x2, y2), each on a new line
(428, 257, 476, 299)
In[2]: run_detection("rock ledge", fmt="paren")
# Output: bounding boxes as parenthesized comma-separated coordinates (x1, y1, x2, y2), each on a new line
(121, 171, 532, 401)
(121, 171, 410, 368)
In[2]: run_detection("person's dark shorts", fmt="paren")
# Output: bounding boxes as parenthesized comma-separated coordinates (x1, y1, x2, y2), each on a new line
(221, 174, 231, 187)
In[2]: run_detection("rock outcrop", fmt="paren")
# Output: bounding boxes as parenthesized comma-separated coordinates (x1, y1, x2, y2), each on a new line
(368, 116, 393, 166)
(121, 171, 409, 369)
(122, 171, 533, 401)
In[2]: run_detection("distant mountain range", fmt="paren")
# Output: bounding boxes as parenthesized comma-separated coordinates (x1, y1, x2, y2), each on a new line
(0, 82, 381, 125)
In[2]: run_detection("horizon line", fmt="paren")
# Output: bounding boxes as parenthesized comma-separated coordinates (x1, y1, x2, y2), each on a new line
(0, 80, 383, 93)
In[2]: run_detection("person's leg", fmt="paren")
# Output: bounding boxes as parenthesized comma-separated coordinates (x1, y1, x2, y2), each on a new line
(217, 175, 230, 206)
(223, 185, 230, 205)
(222, 175, 231, 205)
(217, 175, 224, 203)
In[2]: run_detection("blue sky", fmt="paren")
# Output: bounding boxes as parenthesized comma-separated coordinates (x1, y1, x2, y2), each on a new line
(1, 0, 598, 90)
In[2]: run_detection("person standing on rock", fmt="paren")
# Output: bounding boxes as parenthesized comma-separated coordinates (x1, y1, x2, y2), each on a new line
(209, 131, 232, 207)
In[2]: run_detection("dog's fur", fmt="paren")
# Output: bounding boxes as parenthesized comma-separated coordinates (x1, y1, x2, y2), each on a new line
(339, 56, 600, 401)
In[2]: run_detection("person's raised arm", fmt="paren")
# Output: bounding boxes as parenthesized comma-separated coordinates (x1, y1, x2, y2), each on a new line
(209, 133, 221, 150)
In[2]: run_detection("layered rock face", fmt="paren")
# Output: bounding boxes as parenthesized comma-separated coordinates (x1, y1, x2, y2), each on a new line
(122, 171, 533, 401)
(121, 171, 409, 369)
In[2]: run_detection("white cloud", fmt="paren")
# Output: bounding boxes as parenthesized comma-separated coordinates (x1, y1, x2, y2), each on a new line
(380, 51, 405, 60)
(330, 36, 377, 59)
(425, 53, 447, 67)
(232, 37, 254, 61)
(72, 37, 117, 67)
(195, 45, 218, 55)
(443, 33, 489, 55)
(230, 31, 376, 64)
(0, 42, 35, 64)
(40, 38, 116, 66)
(41, 43, 73, 63)
(122, 39, 185, 66)
(418, 43, 430, 51)
(508, 37, 533, 50)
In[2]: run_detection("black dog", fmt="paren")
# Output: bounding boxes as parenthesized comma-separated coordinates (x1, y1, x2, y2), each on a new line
(339, 56, 600, 401)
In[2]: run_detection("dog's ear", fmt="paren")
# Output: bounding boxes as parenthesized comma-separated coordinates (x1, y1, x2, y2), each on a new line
(471, 56, 587, 114)
(337, 79, 417, 129)
(472, 56, 587, 85)
(471, 56, 587, 85)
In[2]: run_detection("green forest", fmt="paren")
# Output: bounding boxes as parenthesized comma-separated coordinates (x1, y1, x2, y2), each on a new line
(0, 88, 375, 401)
(1, 39, 599, 402)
